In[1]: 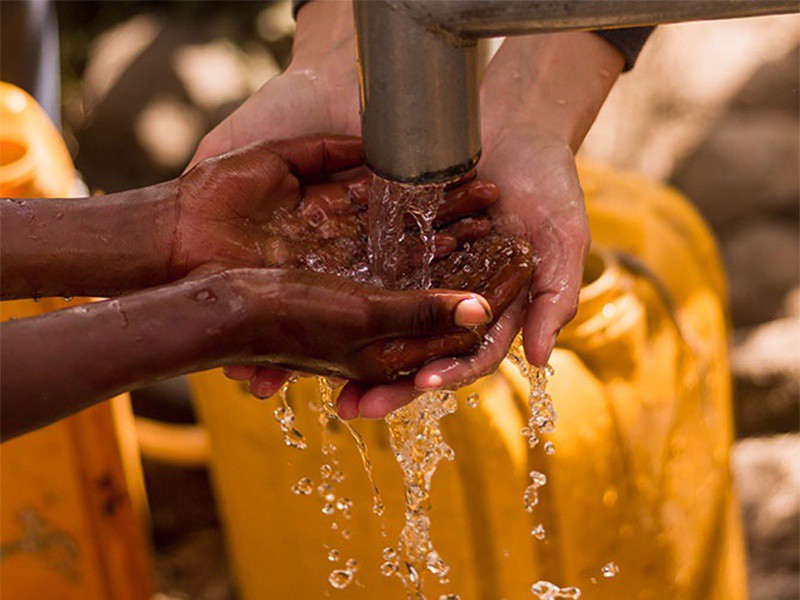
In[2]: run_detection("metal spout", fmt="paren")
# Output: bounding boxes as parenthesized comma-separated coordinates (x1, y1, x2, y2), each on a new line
(354, 0, 798, 184)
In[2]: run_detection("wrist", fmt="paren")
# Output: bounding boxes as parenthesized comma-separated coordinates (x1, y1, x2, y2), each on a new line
(481, 31, 624, 151)
(177, 269, 265, 364)
(147, 179, 182, 279)
(289, 0, 354, 72)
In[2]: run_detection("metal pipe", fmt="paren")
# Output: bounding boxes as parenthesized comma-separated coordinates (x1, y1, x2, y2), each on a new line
(354, 1, 480, 183)
(354, 0, 799, 184)
(388, 0, 800, 39)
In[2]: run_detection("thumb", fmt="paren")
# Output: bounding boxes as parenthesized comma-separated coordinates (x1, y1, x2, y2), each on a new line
(371, 290, 493, 339)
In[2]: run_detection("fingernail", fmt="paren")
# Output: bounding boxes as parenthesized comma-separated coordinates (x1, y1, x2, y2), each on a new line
(473, 181, 498, 200)
(253, 381, 277, 399)
(455, 296, 492, 327)
(417, 374, 444, 391)
(533, 332, 558, 367)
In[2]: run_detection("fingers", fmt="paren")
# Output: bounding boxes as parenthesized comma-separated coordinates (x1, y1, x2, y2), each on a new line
(338, 378, 419, 420)
(442, 216, 492, 245)
(223, 365, 256, 381)
(343, 171, 370, 205)
(414, 292, 526, 391)
(522, 217, 590, 367)
(249, 367, 293, 399)
(435, 180, 499, 226)
(336, 381, 369, 419)
(267, 135, 363, 178)
(222, 365, 292, 398)
(371, 290, 493, 339)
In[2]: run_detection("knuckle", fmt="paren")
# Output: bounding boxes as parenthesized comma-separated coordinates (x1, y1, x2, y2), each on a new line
(412, 296, 439, 335)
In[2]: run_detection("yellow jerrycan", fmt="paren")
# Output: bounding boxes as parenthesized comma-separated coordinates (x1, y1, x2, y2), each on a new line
(189, 160, 747, 600)
(0, 82, 152, 600)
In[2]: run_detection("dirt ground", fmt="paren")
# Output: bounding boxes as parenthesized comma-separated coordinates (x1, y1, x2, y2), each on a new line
(43, 3, 800, 599)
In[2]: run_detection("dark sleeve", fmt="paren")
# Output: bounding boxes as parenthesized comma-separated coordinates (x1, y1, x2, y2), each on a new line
(292, 0, 653, 71)
(594, 27, 654, 71)
(293, 0, 310, 17)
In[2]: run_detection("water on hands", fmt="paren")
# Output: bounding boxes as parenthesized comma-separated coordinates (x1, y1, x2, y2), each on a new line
(272, 172, 569, 598)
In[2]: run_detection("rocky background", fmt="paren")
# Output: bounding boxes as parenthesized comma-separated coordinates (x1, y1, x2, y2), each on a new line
(33, 2, 800, 598)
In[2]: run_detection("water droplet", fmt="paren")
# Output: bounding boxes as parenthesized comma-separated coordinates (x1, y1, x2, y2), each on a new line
(426, 551, 448, 577)
(466, 393, 479, 408)
(194, 289, 217, 303)
(524, 471, 547, 512)
(273, 387, 307, 449)
(439, 595, 460, 600)
(340, 529, 351, 540)
(544, 441, 556, 455)
(291, 477, 314, 495)
(322, 503, 335, 515)
(328, 569, 353, 589)
(380, 561, 397, 577)
(345, 558, 358, 572)
(382, 547, 397, 561)
(531, 524, 546, 540)
(531, 580, 582, 599)
(601, 562, 619, 578)
(328, 549, 340, 562)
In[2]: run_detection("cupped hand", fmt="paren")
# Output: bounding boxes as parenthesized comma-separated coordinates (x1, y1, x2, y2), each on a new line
(208, 268, 494, 383)
(411, 127, 589, 389)
(172, 134, 362, 276)
(220, 162, 533, 395)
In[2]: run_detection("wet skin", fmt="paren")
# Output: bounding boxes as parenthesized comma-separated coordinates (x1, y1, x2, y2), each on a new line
(0, 135, 529, 440)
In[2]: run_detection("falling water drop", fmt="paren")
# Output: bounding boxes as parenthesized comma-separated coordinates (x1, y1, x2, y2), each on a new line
(601, 562, 620, 578)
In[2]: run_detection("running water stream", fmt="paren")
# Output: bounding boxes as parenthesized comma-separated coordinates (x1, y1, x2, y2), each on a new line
(367, 174, 444, 290)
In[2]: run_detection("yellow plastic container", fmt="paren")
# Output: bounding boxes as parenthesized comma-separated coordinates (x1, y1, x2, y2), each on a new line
(0, 82, 152, 600)
(189, 162, 746, 599)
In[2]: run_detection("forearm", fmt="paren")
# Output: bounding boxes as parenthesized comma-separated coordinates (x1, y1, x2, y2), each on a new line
(481, 31, 625, 151)
(0, 271, 246, 440)
(1, 182, 178, 299)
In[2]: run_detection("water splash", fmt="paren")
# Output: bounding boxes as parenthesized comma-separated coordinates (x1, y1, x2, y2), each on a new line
(383, 391, 458, 596)
(508, 338, 557, 450)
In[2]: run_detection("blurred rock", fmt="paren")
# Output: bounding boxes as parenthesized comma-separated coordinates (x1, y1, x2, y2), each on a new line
(72, 9, 287, 192)
(722, 220, 799, 326)
(155, 529, 233, 600)
(731, 45, 800, 116)
(732, 435, 800, 600)
(82, 14, 161, 111)
(671, 112, 799, 233)
(783, 287, 800, 318)
(732, 318, 800, 437)
(256, 0, 294, 44)
(583, 15, 800, 180)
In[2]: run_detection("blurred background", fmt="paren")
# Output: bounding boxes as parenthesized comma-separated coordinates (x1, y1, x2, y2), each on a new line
(2, 1, 797, 598)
